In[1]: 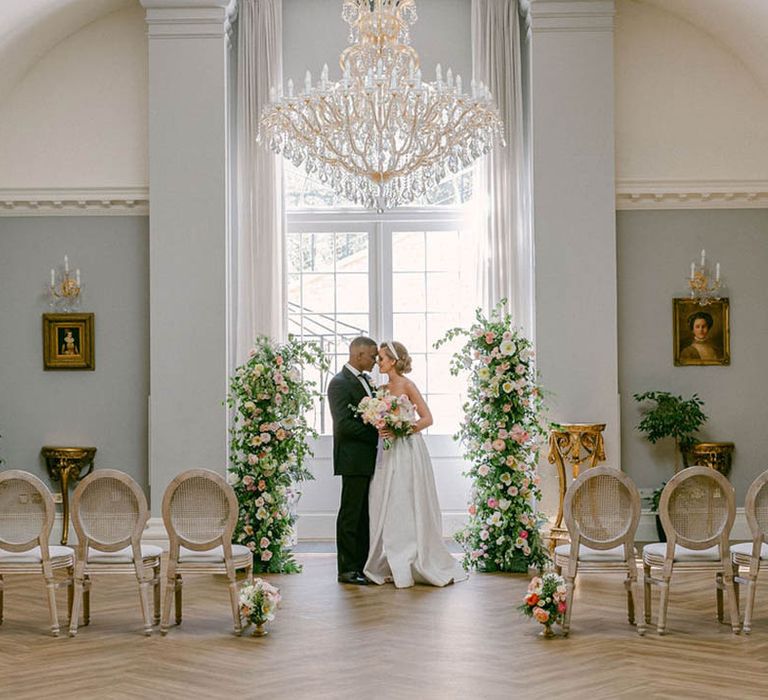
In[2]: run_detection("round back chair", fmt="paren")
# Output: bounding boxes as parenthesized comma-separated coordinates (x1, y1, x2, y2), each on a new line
(564, 466, 641, 550)
(71, 470, 149, 552)
(0, 470, 55, 553)
(745, 468, 768, 543)
(162, 469, 238, 551)
(659, 466, 735, 549)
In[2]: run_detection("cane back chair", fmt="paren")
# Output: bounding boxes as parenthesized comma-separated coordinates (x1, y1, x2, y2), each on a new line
(731, 468, 768, 633)
(68, 470, 161, 636)
(643, 466, 739, 635)
(161, 469, 253, 636)
(0, 470, 74, 636)
(554, 466, 644, 636)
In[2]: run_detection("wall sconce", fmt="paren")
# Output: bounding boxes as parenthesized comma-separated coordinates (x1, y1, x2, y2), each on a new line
(48, 254, 82, 312)
(688, 248, 721, 306)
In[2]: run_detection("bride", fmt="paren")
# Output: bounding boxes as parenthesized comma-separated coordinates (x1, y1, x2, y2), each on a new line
(364, 340, 468, 588)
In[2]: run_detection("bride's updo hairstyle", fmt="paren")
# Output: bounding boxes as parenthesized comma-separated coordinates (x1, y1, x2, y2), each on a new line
(381, 341, 412, 375)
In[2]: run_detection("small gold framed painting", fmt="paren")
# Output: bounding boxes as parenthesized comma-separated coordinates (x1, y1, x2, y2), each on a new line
(42, 313, 95, 370)
(673, 298, 730, 366)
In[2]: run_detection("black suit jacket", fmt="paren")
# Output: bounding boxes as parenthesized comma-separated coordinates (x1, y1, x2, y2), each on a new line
(328, 366, 379, 476)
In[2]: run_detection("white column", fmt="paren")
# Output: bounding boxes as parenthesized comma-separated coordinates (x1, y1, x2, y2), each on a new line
(527, 0, 620, 456)
(141, 0, 236, 512)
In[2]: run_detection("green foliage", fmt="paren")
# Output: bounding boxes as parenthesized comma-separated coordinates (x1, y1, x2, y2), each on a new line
(633, 390, 708, 453)
(650, 482, 667, 513)
(435, 302, 549, 572)
(227, 336, 328, 574)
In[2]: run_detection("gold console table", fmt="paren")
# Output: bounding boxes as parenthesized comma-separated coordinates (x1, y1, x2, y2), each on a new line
(41, 445, 96, 545)
(687, 442, 734, 478)
(547, 423, 606, 550)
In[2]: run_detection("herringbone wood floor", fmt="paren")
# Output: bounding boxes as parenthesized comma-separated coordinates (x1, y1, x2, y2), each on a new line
(1, 554, 767, 699)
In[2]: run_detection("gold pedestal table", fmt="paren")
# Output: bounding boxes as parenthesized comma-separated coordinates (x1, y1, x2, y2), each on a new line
(547, 424, 606, 550)
(687, 442, 735, 478)
(41, 446, 97, 545)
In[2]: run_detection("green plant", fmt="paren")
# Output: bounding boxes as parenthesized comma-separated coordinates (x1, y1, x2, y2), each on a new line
(436, 302, 549, 572)
(227, 336, 328, 574)
(650, 482, 667, 514)
(633, 391, 708, 470)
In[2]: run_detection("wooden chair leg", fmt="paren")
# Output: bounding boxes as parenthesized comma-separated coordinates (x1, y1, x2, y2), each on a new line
(732, 562, 740, 617)
(744, 575, 758, 634)
(722, 564, 741, 634)
(625, 576, 635, 625)
(135, 560, 152, 637)
(227, 573, 242, 636)
(83, 575, 91, 626)
(69, 575, 85, 637)
(643, 563, 652, 625)
(161, 559, 177, 636)
(153, 564, 161, 626)
(44, 575, 60, 637)
(716, 572, 724, 623)
(562, 575, 576, 637)
(657, 576, 671, 635)
(175, 574, 183, 625)
(66, 569, 74, 621)
(0, 574, 4, 625)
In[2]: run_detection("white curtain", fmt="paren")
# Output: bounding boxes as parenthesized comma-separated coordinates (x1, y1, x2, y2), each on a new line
(236, 0, 285, 363)
(472, 0, 534, 339)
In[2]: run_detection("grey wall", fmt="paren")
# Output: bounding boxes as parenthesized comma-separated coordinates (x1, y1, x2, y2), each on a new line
(283, 0, 472, 87)
(618, 209, 768, 501)
(0, 216, 149, 491)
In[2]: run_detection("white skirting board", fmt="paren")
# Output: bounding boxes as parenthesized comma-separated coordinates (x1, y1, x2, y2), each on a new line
(49, 510, 754, 549)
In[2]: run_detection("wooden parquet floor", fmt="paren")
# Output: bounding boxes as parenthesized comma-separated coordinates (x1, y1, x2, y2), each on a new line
(2, 554, 768, 699)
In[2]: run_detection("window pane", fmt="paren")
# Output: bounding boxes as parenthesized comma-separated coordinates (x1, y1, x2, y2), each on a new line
(392, 231, 425, 272)
(406, 352, 427, 390)
(300, 274, 335, 312)
(301, 232, 335, 272)
(393, 312, 427, 353)
(336, 274, 369, 312)
(393, 272, 426, 312)
(425, 272, 460, 312)
(336, 233, 369, 272)
(427, 394, 462, 435)
(426, 230, 460, 271)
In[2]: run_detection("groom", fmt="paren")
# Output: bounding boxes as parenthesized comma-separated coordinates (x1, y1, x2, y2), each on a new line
(328, 336, 379, 585)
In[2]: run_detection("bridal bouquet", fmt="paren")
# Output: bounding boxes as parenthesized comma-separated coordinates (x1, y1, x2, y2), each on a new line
(239, 578, 281, 636)
(520, 572, 567, 635)
(353, 389, 417, 449)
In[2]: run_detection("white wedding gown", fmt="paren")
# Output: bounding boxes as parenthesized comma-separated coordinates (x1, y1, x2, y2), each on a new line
(364, 432, 468, 588)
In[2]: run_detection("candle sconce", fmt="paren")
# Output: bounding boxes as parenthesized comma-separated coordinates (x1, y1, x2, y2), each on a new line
(48, 254, 83, 312)
(688, 249, 722, 307)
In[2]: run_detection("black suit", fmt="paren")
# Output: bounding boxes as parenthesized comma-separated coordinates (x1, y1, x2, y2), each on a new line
(328, 366, 378, 574)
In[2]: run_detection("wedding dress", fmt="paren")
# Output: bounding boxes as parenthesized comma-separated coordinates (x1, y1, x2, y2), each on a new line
(364, 432, 468, 588)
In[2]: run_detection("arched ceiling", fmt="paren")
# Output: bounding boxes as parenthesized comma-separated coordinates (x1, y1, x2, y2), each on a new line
(639, 0, 768, 92)
(0, 0, 134, 102)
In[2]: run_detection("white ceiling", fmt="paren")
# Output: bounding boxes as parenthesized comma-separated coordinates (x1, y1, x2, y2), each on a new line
(640, 0, 768, 91)
(0, 0, 767, 100)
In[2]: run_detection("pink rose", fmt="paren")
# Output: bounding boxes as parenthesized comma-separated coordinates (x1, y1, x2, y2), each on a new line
(258, 480, 266, 491)
(492, 439, 506, 452)
(487, 498, 498, 509)
(478, 465, 490, 477)
(484, 332, 495, 344)
(468, 504, 477, 516)
(557, 602, 567, 613)
(260, 550, 273, 561)
(479, 529, 490, 541)
(243, 475, 254, 487)
(533, 607, 550, 623)
(520, 530, 528, 539)
(259, 537, 270, 548)
(503, 404, 512, 413)
(275, 355, 284, 366)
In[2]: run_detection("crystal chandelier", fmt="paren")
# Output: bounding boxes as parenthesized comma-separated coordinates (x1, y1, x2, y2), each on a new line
(48, 254, 83, 312)
(258, 0, 504, 211)
(687, 248, 722, 306)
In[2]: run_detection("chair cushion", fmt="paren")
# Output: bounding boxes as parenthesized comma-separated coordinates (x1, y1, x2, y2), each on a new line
(643, 542, 720, 562)
(0, 545, 74, 564)
(730, 542, 768, 560)
(87, 544, 163, 564)
(178, 544, 252, 563)
(554, 543, 630, 562)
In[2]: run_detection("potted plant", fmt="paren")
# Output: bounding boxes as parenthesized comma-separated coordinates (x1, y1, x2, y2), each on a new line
(634, 391, 708, 541)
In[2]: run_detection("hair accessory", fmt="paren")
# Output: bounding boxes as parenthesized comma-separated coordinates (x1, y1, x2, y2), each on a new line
(386, 341, 399, 361)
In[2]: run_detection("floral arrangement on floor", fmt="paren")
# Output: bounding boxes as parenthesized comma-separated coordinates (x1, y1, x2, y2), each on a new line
(352, 389, 417, 449)
(436, 303, 549, 572)
(239, 578, 281, 635)
(227, 336, 328, 574)
(520, 572, 567, 633)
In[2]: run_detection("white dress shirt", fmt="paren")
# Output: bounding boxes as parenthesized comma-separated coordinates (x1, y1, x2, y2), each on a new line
(345, 362, 373, 397)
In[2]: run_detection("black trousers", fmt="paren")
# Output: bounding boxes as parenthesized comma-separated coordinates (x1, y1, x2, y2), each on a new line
(336, 475, 371, 574)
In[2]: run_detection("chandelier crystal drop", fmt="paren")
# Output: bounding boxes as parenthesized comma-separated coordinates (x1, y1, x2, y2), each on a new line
(257, 0, 504, 211)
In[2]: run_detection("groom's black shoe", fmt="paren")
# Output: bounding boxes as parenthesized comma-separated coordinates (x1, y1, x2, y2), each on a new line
(337, 571, 369, 585)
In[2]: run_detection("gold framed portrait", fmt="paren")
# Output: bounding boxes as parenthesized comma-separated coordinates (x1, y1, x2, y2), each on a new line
(43, 313, 95, 370)
(673, 298, 730, 366)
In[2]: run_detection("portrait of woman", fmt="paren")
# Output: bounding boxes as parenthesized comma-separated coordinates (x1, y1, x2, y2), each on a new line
(674, 298, 730, 366)
(60, 328, 79, 356)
